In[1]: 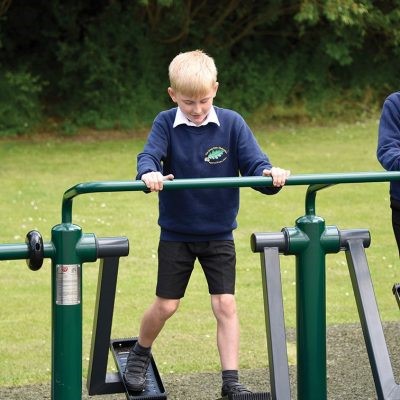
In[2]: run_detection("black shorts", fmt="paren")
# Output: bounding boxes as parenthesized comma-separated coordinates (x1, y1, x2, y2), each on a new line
(156, 240, 236, 299)
(391, 197, 400, 255)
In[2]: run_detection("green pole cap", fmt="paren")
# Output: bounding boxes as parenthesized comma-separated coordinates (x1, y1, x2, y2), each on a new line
(320, 225, 341, 254)
(283, 227, 309, 255)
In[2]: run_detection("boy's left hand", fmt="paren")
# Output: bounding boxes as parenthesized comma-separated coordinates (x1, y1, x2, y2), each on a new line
(262, 167, 291, 187)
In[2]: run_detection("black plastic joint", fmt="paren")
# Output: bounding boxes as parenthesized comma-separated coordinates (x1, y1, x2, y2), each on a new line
(250, 231, 287, 253)
(26, 230, 44, 271)
(96, 237, 129, 258)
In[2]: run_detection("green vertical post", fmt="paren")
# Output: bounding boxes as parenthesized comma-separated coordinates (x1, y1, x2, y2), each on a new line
(295, 214, 327, 400)
(51, 223, 83, 400)
(51, 223, 97, 400)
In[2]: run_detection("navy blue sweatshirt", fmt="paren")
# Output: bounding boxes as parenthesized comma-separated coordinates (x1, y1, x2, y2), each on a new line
(377, 92, 400, 201)
(136, 106, 280, 241)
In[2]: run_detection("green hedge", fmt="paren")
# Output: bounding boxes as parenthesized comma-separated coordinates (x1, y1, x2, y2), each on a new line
(0, 0, 399, 135)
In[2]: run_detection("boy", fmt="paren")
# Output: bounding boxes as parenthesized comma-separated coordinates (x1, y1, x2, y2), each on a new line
(377, 91, 400, 255)
(125, 50, 290, 397)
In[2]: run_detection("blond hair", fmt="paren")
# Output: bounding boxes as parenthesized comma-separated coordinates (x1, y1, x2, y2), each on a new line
(168, 50, 218, 97)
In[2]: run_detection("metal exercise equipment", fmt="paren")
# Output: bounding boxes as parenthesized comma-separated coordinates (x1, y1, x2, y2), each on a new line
(87, 255, 166, 399)
(251, 181, 400, 400)
(345, 237, 400, 399)
(1, 172, 400, 399)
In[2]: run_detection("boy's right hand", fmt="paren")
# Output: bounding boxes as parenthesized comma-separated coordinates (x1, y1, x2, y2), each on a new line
(141, 171, 174, 192)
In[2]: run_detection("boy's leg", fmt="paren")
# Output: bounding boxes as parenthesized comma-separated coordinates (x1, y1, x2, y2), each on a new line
(138, 297, 180, 347)
(211, 294, 239, 370)
(124, 297, 179, 391)
(124, 240, 193, 391)
(211, 294, 252, 396)
(197, 240, 251, 396)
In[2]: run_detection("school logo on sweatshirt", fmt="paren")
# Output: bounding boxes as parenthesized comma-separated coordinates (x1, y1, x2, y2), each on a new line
(204, 147, 228, 164)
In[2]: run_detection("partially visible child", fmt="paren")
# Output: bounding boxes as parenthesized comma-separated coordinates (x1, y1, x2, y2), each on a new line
(377, 91, 400, 255)
(125, 49, 290, 397)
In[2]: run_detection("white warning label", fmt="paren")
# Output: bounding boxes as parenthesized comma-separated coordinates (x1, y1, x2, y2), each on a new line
(56, 264, 81, 305)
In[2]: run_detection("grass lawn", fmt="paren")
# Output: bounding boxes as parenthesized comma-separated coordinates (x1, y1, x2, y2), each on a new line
(0, 118, 399, 386)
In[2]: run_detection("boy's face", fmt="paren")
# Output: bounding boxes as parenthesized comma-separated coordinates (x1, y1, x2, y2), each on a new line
(168, 84, 219, 126)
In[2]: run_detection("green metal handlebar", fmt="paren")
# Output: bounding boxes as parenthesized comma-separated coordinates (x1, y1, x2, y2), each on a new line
(0, 242, 55, 262)
(61, 171, 400, 223)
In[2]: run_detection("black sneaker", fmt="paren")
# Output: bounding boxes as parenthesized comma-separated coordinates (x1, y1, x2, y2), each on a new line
(123, 348, 151, 392)
(221, 381, 252, 397)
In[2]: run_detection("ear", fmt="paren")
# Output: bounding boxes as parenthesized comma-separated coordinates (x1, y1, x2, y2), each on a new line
(213, 82, 219, 97)
(168, 87, 177, 103)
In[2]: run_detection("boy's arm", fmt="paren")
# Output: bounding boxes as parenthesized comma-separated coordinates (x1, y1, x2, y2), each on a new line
(136, 112, 175, 191)
(236, 119, 290, 193)
(136, 115, 169, 180)
(377, 94, 400, 171)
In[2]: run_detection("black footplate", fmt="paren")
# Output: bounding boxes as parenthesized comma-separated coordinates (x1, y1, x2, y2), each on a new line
(219, 392, 272, 400)
(110, 338, 167, 399)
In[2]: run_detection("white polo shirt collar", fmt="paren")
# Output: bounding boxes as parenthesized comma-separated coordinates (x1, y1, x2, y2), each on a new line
(173, 106, 220, 128)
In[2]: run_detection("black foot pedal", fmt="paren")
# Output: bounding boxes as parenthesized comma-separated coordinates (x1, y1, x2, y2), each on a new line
(110, 338, 167, 399)
(218, 392, 271, 400)
(392, 283, 400, 310)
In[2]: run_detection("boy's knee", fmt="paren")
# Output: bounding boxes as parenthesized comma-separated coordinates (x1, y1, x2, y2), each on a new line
(212, 294, 237, 319)
(154, 297, 180, 319)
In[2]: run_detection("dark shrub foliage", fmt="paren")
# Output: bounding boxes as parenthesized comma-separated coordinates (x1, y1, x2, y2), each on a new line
(1, 0, 400, 135)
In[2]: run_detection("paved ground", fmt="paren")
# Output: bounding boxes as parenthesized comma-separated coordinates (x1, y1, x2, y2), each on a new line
(1, 322, 399, 400)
